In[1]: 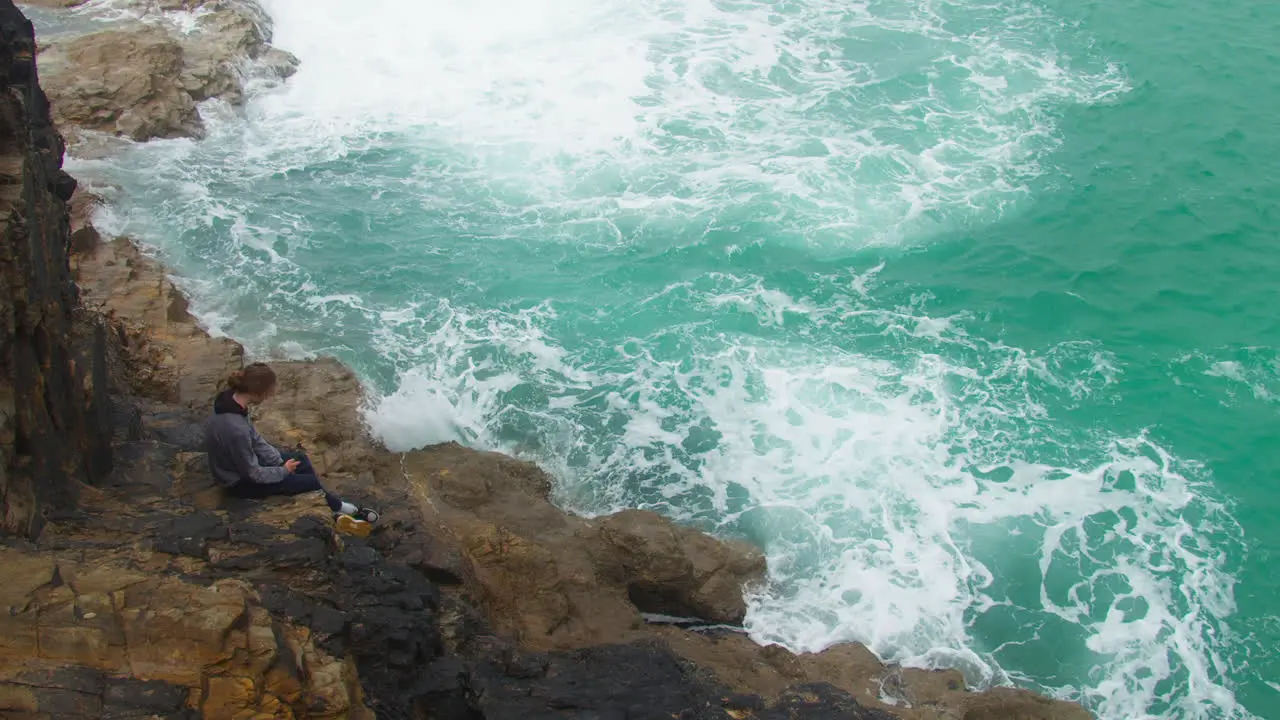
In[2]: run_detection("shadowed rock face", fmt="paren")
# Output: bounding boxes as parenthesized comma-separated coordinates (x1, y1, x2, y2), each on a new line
(1, 1, 1097, 718)
(0, 0, 113, 538)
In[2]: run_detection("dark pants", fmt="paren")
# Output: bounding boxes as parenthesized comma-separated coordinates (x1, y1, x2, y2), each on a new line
(226, 451, 342, 512)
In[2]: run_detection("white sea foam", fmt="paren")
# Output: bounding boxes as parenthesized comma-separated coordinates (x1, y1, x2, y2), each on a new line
(41, 0, 1259, 717)
(359, 272, 1252, 719)
(71, 0, 1128, 242)
(1203, 354, 1280, 404)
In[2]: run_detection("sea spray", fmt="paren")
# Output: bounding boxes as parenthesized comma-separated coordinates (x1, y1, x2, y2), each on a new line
(49, 0, 1273, 716)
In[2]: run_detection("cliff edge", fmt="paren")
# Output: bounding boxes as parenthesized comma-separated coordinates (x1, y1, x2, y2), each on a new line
(1, 1, 1094, 718)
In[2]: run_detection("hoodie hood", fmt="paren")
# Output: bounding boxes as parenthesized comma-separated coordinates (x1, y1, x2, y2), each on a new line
(214, 389, 249, 416)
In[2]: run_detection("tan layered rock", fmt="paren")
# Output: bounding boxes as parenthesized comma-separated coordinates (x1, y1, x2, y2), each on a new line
(650, 629, 1090, 720)
(286, 432, 764, 651)
(598, 508, 766, 622)
(30, 0, 298, 148)
(174, 0, 299, 105)
(0, 546, 373, 718)
(38, 28, 202, 142)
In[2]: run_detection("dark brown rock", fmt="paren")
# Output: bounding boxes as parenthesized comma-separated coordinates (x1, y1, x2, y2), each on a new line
(962, 688, 1092, 720)
(0, 0, 114, 538)
(385, 442, 765, 651)
(598, 508, 765, 623)
(458, 641, 898, 720)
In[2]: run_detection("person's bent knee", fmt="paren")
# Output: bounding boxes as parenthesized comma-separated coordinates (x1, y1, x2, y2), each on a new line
(281, 474, 324, 494)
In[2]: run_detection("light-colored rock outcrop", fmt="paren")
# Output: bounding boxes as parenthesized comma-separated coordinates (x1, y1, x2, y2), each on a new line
(30, 0, 297, 146)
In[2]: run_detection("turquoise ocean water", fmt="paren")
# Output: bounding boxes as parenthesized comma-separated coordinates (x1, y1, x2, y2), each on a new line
(35, 0, 1280, 716)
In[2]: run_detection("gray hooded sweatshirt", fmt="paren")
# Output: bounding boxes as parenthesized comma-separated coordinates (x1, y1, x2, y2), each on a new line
(205, 389, 289, 487)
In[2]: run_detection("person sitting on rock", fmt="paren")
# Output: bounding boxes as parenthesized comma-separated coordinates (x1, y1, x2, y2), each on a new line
(205, 362, 379, 535)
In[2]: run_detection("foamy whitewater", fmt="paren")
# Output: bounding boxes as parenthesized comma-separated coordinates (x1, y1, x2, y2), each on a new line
(41, 0, 1279, 717)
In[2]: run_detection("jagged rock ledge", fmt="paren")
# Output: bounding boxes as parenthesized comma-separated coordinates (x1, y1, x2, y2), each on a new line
(21, 0, 298, 153)
(1, 1, 1095, 718)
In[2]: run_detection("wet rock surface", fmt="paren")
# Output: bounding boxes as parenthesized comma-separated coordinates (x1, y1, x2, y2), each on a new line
(26, 0, 297, 147)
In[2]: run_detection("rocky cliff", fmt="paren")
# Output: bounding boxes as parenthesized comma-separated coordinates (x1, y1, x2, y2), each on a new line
(0, 0, 112, 538)
(1, 1, 1095, 718)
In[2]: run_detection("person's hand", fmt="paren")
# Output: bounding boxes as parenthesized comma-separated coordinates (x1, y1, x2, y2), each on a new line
(283, 458, 301, 473)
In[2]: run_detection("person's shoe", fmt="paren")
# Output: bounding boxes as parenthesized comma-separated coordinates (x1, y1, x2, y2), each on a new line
(335, 513, 372, 538)
(353, 507, 380, 524)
